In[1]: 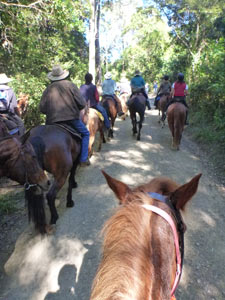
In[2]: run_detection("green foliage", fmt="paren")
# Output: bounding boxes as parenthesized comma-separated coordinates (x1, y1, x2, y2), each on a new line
(0, 0, 89, 129)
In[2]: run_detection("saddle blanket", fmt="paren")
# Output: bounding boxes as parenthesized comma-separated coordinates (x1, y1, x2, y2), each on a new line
(95, 110, 104, 121)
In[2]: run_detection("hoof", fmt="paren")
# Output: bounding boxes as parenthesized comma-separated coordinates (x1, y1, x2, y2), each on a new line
(72, 181, 78, 188)
(67, 200, 74, 207)
(46, 224, 56, 235)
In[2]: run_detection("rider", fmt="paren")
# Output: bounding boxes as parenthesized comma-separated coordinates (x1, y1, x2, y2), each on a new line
(129, 70, 151, 110)
(102, 72, 125, 117)
(154, 75, 171, 109)
(0, 73, 25, 136)
(40, 65, 90, 167)
(119, 75, 131, 96)
(165, 73, 189, 124)
(80, 73, 110, 130)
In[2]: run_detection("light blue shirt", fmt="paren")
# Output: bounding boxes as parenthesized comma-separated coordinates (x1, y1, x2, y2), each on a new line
(102, 79, 116, 95)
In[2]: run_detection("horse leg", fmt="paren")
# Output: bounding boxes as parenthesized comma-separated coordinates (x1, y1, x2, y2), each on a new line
(46, 182, 60, 224)
(46, 173, 67, 224)
(98, 127, 104, 151)
(67, 160, 79, 207)
(137, 114, 143, 141)
(88, 134, 95, 156)
(111, 117, 115, 138)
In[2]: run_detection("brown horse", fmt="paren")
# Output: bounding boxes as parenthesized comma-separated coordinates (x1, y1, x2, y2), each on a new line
(119, 93, 129, 120)
(90, 171, 201, 300)
(158, 94, 170, 128)
(0, 115, 20, 137)
(128, 94, 146, 140)
(23, 124, 81, 233)
(87, 108, 106, 156)
(167, 102, 187, 150)
(101, 96, 117, 139)
(0, 135, 49, 188)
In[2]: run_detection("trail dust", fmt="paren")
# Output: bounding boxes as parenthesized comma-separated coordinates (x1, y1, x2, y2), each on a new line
(0, 96, 224, 300)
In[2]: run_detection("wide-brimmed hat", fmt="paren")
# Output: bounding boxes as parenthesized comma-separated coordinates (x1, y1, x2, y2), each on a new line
(0, 73, 12, 84)
(47, 65, 69, 81)
(134, 70, 141, 76)
(104, 72, 112, 79)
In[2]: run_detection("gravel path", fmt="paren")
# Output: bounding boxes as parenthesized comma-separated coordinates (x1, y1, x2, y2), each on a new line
(0, 97, 224, 300)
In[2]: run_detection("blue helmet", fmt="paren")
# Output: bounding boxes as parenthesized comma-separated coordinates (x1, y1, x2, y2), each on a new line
(178, 73, 184, 81)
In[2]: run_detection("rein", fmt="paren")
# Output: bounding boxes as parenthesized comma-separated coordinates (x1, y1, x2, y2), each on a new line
(144, 192, 185, 297)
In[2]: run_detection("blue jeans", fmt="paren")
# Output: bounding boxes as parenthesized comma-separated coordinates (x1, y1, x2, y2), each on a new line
(66, 119, 90, 162)
(93, 104, 110, 129)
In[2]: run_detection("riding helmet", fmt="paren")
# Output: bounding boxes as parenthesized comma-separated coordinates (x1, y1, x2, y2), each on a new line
(177, 73, 184, 81)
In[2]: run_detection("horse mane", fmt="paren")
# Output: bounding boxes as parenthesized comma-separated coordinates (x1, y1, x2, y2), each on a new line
(91, 191, 175, 300)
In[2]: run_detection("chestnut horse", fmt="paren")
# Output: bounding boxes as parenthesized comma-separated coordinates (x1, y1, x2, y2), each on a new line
(167, 102, 187, 150)
(158, 94, 170, 128)
(119, 93, 129, 120)
(128, 94, 146, 140)
(23, 124, 81, 233)
(87, 108, 106, 156)
(101, 96, 117, 139)
(90, 170, 201, 300)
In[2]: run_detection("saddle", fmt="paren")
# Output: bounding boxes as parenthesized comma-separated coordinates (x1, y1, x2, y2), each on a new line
(0, 113, 19, 135)
(53, 123, 82, 140)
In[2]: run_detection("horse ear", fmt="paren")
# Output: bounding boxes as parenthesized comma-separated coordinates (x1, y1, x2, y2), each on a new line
(101, 170, 132, 204)
(170, 173, 202, 210)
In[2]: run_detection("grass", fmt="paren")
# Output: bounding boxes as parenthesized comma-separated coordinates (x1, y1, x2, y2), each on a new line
(186, 110, 225, 182)
(0, 190, 24, 215)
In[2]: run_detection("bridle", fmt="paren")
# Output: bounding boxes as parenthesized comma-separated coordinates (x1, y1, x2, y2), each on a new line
(143, 192, 185, 297)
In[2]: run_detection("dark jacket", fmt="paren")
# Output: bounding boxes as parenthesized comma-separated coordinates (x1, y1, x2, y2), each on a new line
(80, 83, 99, 107)
(40, 80, 86, 124)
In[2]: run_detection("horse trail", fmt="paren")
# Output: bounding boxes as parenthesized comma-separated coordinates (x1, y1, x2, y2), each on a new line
(0, 96, 224, 300)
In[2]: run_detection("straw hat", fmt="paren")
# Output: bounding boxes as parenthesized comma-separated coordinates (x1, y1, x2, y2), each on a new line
(104, 72, 112, 79)
(0, 73, 12, 84)
(47, 65, 69, 81)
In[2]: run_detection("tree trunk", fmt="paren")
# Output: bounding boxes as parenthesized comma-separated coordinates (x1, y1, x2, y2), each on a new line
(95, 0, 101, 86)
(89, 0, 96, 83)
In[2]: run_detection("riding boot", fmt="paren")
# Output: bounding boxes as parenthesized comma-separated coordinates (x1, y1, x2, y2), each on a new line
(146, 98, 151, 110)
(114, 95, 125, 116)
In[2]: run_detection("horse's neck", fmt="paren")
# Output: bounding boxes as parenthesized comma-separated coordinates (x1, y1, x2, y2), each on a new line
(91, 206, 175, 300)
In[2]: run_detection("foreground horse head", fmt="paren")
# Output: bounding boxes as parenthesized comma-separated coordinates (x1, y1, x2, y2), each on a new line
(167, 102, 187, 150)
(25, 124, 81, 233)
(129, 94, 146, 140)
(90, 171, 201, 300)
(101, 96, 117, 139)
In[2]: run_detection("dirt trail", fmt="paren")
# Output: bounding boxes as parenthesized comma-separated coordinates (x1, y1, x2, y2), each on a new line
(0, 97, 224, 300)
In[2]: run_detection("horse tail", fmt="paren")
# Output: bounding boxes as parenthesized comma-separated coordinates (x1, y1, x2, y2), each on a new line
(102, 100, 110, 117)
(25, 187, 46, 234)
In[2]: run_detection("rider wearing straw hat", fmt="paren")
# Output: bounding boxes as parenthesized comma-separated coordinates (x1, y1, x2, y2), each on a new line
(40, 65, 90, 167)
(0, 73, 25, 136)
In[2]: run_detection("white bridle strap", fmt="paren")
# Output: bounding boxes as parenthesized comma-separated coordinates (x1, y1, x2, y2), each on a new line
(142, 204, 181, 296)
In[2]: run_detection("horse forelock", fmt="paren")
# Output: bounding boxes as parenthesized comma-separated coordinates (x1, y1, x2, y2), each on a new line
(91, 192, 175, 300)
